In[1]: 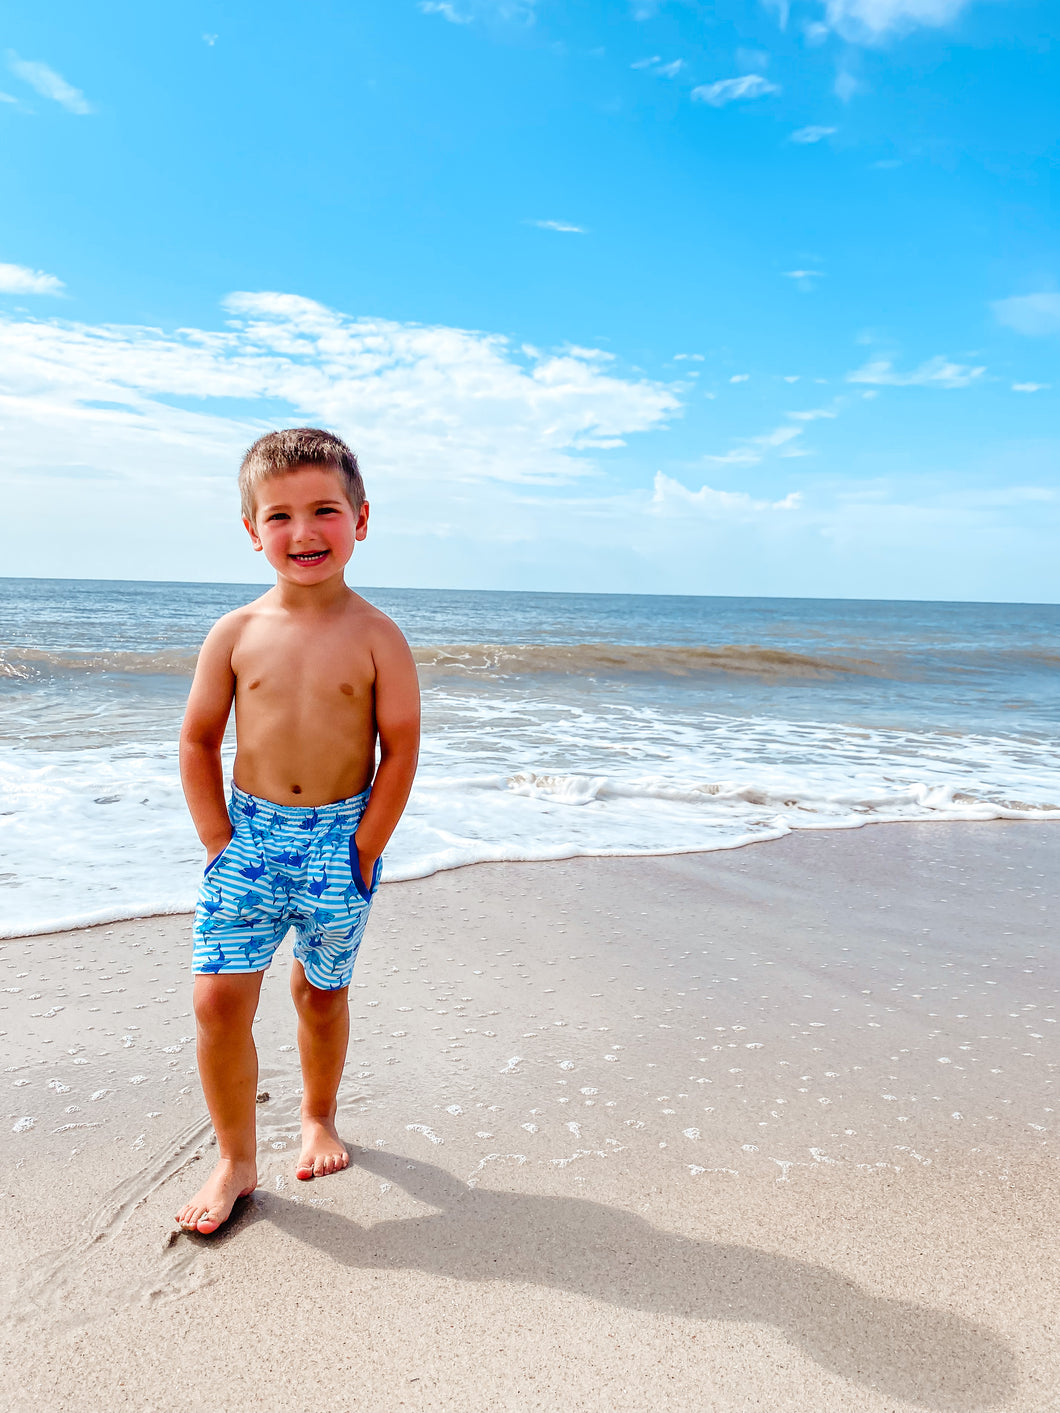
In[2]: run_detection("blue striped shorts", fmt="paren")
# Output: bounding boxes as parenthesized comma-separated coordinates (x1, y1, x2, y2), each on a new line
(191, 785, 380, 990)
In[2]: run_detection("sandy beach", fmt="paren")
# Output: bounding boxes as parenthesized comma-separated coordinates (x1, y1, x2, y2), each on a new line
(2, 821, 1056, 1411)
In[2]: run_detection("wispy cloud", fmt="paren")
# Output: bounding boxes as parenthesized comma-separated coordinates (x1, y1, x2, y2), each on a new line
(729, 373, 750, 383)
(420, 1, 471, 19)
(790, 125, 836, 143)
(0, 262, 65, 295)
(1012, 382, 1049, 393)
(820, 0, 973, 42)
(6, 52, 93, 114)
(632, 55, 685, 76)
(652, 472, 801, 515)
(692, 74, 780, 107)
(847, 356, 986, 389)
(529, 219, 587, 234)
(673, 353, 704, 362)
(784, 269, 824, 289)
(202, 33, 218, 46)
(703, 423, 806, 467)
(0, 292, 679, 493)
(834, 68, 862, 102)
(787, 407, 836, 420)
(992, 293, 1060, 338)
(420, 0, 537, 20)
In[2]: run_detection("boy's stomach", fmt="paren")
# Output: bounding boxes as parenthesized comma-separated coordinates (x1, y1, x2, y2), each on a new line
(232, 720, 376, 807)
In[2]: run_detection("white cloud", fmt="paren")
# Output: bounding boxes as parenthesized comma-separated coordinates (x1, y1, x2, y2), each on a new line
(419, 2, 472, 19)
(821, 0, 973, 41)
(784, 269, 823, 286)
(729, 373, 750, 383)
(652, 472, 801, 515)
(673, 353, 704, 361)
(804, 21, 831, 43)
(847, 356, 986, 389)
(787, 407, 836, 420)
(202, 33, 218, 46)
(992, 294, 1060, 338)
(420, 0, 538, 19)
(0, 91, 17, 104)
(703, 422, 805, 467)
(790, 125, 836, 143)
(0, 292, 679, 493)
(529, 219, 587, 234)
(834, 68, 862, 101)
(692, 74, 780, 107)
(632, 55, 684, 76)
(0, 262, 65, 295)
(1012, 382, 1049, 393)
(7, 53, 93, 114)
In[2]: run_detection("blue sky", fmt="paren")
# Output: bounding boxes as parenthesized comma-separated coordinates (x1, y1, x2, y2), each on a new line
(1, 0, 1057, 600)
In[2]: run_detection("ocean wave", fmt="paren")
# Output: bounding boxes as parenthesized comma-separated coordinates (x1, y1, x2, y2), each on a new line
(1, 640, 889, 683)
(4, 639, 1058, 686)
(414, 642, 893, 680)
(0, 647, 200, 680)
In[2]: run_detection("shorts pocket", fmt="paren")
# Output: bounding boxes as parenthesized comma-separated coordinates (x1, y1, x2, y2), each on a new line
(203, 841, 233, 877)
(348, 838, 379, 903)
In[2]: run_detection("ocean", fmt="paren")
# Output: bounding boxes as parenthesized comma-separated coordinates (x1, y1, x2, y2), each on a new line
(1, 577, 1058, 938)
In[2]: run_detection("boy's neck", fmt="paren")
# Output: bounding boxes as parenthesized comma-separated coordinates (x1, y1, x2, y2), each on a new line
(271, 572, 353, 612)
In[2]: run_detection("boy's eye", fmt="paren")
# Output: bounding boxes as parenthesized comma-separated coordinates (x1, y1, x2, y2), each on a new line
(266, 512, 289, 521)
(316, 506, 338, 515)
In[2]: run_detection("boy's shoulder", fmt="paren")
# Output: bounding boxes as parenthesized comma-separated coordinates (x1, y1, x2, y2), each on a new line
(345, 592, 414, 658)
(203, 593, 272, 645)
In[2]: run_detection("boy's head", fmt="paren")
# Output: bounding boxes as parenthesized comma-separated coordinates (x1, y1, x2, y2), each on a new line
(238, 428, 366, 523)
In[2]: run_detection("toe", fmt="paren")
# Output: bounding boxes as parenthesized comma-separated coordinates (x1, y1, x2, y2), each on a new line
(296, 1161, 313, 1180)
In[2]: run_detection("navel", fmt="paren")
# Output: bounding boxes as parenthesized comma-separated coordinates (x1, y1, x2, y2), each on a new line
(248, 679, 261, 690)
(291, 785, 302, 795)
(339, 682, 354, 696)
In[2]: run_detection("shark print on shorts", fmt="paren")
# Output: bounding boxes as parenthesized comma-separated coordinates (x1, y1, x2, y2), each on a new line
(192, 784, 380, 990)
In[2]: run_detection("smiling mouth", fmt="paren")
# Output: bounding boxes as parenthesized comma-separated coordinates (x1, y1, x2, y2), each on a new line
(289, 551, 329, 565)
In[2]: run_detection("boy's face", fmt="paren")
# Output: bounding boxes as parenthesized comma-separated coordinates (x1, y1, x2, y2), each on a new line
(244, 464, 368, 584)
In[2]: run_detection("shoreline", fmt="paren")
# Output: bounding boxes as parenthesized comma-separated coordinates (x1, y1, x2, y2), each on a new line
(5, 810, 1059, 942)
(3, 820, 1057, 1410)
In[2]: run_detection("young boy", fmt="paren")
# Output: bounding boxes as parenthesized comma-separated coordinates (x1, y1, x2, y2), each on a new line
(175, 428, 420, 1235)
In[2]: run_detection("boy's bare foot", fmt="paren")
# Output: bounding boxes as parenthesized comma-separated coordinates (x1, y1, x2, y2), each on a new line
(175, 1157, 258, 1234)
(296, 1115, 349, 1180)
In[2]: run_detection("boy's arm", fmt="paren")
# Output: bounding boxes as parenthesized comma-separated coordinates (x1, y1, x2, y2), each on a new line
(355, 621, 421, 878)
(180, 620, 238, 861)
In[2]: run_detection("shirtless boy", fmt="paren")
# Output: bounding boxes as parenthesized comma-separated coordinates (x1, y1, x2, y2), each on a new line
(175, 428, 420, 1235)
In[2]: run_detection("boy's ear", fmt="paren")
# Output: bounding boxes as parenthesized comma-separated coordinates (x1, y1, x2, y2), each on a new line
(355, 502, 369, 542)
(243, 516, 264, 552)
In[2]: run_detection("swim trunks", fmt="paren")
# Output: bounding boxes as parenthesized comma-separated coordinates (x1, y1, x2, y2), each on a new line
(192, 784, 381, 990)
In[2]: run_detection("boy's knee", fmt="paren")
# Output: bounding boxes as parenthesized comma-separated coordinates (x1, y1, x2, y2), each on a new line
(293, 974, 348, 1021)
(193, 975, 260, 1033)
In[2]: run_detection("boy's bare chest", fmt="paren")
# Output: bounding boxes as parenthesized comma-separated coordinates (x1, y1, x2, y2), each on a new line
(232, 621, 375, 708)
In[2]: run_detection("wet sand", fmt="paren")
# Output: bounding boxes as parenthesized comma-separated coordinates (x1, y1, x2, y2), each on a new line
(1, 821, 1057, 1411)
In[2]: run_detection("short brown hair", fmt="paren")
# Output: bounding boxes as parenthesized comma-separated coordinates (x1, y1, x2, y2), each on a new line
(238, 428, 366, 521)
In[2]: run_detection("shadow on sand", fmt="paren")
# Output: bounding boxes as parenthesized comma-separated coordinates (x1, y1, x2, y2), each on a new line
(239, 1147, 1017, 1410)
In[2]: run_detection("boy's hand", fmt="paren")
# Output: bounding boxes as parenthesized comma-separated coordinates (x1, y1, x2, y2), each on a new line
(354, 836, 378, 886)
(204, 834, 233, 867)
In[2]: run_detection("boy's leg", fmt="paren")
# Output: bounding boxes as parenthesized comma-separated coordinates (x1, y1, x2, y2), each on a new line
(290, 960, 351, 1179)
(176, 971, 264, 1233)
